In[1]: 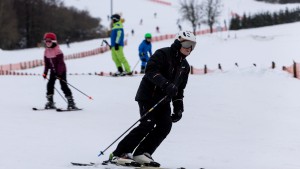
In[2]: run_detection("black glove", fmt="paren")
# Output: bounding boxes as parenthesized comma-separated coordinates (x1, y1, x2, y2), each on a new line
(172, 100, 184, 122)
(164, 82, 178, 98)
(171, 110, 182, 123)
(42, 73, 47, 79)
(141, 57, 147, 62)
(114, 43, 119, 50)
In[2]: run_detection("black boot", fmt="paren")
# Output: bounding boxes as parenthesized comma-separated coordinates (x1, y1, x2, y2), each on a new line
(45, 95, 56, 109)
(113, 67, 124, 76)
(140, 66, 145, 74)
(66, 96, 78, 110)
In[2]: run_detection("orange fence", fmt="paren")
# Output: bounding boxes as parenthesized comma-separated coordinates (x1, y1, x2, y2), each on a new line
(0, 43, 111, 73)
(0, 28, 226, 75)
(283, 61, 300, 79)
(0, 71, 142, 77)
(191, 65, 218, 75)
(151, 34, 176, 42)
(190, 61, 278, 75)
(149, 0, 172, 6)
(151, 28, 227, 43)
(0, 61, 289, 77)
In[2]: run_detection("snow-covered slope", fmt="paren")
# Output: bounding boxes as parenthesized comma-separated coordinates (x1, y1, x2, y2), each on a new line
(1, 0, 300, 169)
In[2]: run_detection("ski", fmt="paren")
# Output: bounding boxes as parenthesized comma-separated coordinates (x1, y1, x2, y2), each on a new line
(56, 108, 82, 112)
(71, 161, 183, 169)
(97, 72, 143, 77)
(101, 160, 171, 169)
(101, 159, 141, 167)
(71, 162, 95, 166)
(32, 107, 57, 111)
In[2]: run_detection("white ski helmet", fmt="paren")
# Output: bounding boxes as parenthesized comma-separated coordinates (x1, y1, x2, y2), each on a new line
(177, 30, 196, 42)
(177, 30, 197, 50)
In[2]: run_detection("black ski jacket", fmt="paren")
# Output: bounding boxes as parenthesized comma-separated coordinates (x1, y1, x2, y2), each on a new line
(135, 40, 190, 104)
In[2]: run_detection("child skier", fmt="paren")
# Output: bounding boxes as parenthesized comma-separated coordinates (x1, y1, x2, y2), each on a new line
(138, 33, 152, 73)
(42, 32, 78, 110)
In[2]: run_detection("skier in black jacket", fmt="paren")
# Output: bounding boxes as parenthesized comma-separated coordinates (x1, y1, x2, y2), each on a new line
(109, 31, 197, 167)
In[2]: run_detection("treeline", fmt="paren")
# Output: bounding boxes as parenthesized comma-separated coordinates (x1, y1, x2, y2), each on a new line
(256, 0, 300, 3)
(0, 0, 106, 50)
(230, 7, 300, 30)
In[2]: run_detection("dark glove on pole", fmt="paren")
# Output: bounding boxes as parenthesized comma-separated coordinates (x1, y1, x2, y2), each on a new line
(141, 57, 147, 62)
(42, 73, 47, 79)
(163, 82, 178, 102)
(114, 43, 119, 50)
(164, 82, 178, 98)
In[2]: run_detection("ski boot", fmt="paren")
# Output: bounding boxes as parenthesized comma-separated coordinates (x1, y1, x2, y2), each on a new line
(140, 66, 145, 74)
(121, 71, 133, 76)
(112, 67, 126, 77)
(45, 95, 56, 109)
(66, 96, 78, 110)
(109, 153, 140, 167)
(133, 153, 160, 167)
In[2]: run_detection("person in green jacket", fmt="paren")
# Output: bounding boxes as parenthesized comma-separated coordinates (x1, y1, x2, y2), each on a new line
(110, 14, 131, 76)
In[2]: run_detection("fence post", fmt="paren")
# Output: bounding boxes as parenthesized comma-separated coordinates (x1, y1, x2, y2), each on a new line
(218, 63, 222, 70)
(282, 66, 286, 71)
(293, 61, 297, 78)
(190, 65, 194, 74)
(272, 61, 275, 69)
(204, 65, 207, 74)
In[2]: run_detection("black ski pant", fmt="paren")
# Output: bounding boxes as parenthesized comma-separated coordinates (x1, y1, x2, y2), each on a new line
(113, 101, 172, 156)
(46, 72, 72, 97)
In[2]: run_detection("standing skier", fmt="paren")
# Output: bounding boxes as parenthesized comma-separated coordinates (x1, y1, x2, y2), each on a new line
(110, 14, 131, 76)
(109, 31, 197, 167)
(42, 32, 78, 110)
(138, 33, 152, 74)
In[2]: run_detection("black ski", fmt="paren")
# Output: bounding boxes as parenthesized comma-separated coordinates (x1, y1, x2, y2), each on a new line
(71, 161, 184, 169)
(101, 160, 170, 168)
(71, 162, 95, 166)
(32, 107, 57, 111)
(56, 108, 82, 112)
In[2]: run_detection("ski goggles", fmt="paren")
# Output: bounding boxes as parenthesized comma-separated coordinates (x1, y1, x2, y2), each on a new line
(44, 39, 57, 44)
(181, 40, 196, 50)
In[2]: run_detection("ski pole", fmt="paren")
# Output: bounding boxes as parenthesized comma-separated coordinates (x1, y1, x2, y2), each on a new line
(44, 76, 67, 103)
(54, 86, 68, 103)
(56, 76, 93, 100)
(101, 39, 111, 49)
(131, 59, 140, 74)
(98, 95, 168, 157)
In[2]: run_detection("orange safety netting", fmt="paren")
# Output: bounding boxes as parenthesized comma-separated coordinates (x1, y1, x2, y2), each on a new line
(0, 28, 227, 74)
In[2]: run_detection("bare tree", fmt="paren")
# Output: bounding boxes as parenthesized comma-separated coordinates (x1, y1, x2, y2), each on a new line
(200, 0, 223, 33)
(179, 0, 203, 34)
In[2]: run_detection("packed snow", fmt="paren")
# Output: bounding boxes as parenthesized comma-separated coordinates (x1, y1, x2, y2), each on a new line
(1, 0, 300, 169)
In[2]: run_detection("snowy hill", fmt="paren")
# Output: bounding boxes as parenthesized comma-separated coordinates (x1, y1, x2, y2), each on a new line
(1, 0, 300, 169)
